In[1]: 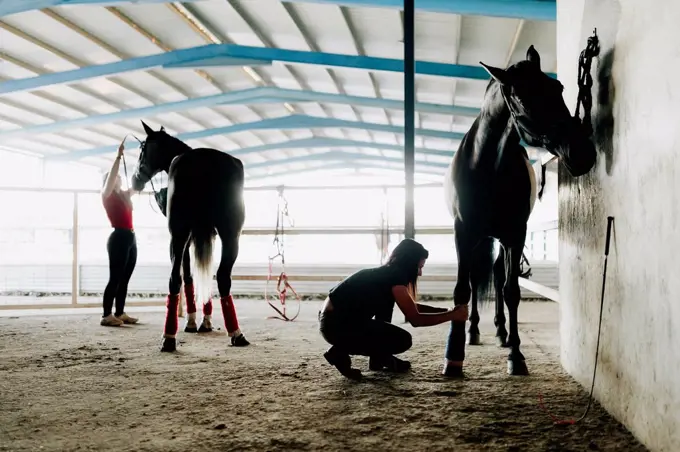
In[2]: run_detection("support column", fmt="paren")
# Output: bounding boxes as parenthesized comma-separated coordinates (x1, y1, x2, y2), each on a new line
(71, 192, 79, 305)
(403, 0, 416, 239)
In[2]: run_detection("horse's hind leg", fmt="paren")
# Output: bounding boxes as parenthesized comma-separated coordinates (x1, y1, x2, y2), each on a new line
(502, 239, 529, 376)
(162, 229, 191, 352)
(181, 247, 199, 333)
(467, 275, 481, 346)
(494, 246, 509, 347)
(216, 228, 249, 347)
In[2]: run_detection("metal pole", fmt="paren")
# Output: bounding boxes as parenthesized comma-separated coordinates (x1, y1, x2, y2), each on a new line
(403, 0, 416, 239)
(71, 192, 79, 305)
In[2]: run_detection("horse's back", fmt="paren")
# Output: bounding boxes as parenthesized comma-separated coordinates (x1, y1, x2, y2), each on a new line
(167, 148, 245, 230)
(170, 148, 243, 180)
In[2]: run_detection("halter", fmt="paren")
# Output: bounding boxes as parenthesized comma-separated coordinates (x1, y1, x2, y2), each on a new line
(500, 81, 569, 153)
(135, 137, 167, 214)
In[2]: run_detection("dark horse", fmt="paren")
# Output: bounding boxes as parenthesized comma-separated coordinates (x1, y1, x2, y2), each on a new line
(131, 121, 250, 352)
(442, 46, 596, 377)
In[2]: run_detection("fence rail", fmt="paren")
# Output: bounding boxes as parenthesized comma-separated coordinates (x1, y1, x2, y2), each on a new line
(0, 184, 559, 310)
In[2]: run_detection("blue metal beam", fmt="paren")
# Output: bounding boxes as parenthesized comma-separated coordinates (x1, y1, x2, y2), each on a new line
(246, 151, 449, 171)
(52, 115, 464, 160)
(229, 137, 452, 158)
(0, 0, 206, 17)
(0, 42, 554, 95)
(279, 0, 556, 21)
(0, 87, 480, 140)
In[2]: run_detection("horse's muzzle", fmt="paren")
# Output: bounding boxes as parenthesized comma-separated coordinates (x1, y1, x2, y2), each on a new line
(131, 173, 147, 191)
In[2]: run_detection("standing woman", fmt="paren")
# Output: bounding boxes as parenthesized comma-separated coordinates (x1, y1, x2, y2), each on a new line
(100, 142, 139, 326)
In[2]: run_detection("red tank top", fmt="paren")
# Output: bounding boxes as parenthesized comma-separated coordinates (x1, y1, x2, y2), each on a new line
(103, 192, 133, 230)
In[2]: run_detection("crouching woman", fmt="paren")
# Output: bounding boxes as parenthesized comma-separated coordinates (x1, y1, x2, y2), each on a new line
(319, 238, 468, 380)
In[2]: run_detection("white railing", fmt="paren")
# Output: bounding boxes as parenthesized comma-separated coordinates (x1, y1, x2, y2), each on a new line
(0, 184, 559, 309)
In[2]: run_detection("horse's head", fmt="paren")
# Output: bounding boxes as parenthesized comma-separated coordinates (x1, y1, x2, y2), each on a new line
(131, 121, 178, 191)
(480, 46, 596, 177)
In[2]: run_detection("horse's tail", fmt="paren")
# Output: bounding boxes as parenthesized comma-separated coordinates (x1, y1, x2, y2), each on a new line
(191, 226, 216, 310)
(471, 237, 496, 309)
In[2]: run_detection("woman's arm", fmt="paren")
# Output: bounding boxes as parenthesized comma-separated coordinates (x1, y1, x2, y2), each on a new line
(416, 303, 449, 314)
(393, 285, 468, 327)
(101, 142, 125, 199)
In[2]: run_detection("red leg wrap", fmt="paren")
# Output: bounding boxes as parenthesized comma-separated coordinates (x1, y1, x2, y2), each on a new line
(184, 283, 197, 314)
(203, 299, 213, 316)
(164, 294, 180, 337)
(220, 295, 240, 335)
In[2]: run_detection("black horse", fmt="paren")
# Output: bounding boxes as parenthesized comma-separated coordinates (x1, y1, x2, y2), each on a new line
(442, 46, 596, 377)
(131, 121, 250, 352)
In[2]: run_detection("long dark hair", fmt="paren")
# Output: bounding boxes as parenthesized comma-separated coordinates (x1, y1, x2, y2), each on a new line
(384, 238, 429, 298)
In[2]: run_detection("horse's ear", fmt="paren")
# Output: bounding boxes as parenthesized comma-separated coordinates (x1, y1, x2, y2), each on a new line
(526, 45, 541, 69)
(160, 125, 165, 132)
(480, 62, 511, 85)
(141, 120, 154, 136)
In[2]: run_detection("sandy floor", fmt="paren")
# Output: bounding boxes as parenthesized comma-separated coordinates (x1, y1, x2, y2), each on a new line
(0, 300, 646, 452)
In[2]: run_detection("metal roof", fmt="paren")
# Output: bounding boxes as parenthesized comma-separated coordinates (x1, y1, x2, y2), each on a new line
(0, 0, 557, 184)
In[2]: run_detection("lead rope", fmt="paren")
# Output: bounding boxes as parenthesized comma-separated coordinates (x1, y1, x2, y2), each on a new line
(265, 185, 301, 322)
(538, 217, 614, 424)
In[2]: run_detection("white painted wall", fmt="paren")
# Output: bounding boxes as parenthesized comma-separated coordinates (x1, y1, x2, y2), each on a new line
(558, 1, 680, 451)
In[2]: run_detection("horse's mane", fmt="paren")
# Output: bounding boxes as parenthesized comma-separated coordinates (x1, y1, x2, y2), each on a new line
(158, 130, 192, 154)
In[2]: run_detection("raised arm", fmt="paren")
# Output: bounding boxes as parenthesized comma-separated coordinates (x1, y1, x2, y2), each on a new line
(102, 141, 125, 199)
(393, 285, 468, 327)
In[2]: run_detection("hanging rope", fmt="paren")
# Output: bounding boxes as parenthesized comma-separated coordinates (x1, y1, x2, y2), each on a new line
(265, 185, 301, 322)
(538, 28, 600, 197)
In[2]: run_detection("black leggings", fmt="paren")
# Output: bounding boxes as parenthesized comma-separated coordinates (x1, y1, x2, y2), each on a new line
(103, 229, 137, 317)
(319, 310, 412, 358)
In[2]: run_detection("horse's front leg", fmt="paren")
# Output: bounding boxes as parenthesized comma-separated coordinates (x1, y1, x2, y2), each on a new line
(443, 221, 474, 377)
(162, 231, 190, 353)
(502, 240, 529, 375)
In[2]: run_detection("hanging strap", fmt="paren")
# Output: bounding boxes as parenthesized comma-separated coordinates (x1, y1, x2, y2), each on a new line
(265, 186, 300, 321)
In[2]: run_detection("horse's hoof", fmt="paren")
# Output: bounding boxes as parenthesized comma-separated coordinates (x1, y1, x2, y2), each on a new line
(198, 325, 213, 333)
(507, 359, 529, 376)
(184, 325, 198, 333)
(467, 332, 482, 346)
(496, 335, 509, 347)
(442, 364, 464, 378)
(231, 334, 250, 347)
(161, 338, 176, 353)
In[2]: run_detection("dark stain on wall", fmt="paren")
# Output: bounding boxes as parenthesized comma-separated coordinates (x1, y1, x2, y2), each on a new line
(594, 47, 617, 176)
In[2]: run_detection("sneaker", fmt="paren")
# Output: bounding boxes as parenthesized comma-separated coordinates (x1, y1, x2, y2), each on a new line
(115, 313, 139, 324)
(101, 314, 124, 327)
(324, 346, 362, 380)
(369, 355, 411, 373)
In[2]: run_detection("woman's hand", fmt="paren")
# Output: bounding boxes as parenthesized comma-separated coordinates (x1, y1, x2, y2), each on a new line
(117, 140, 125, 158)
(449, 304, 469, 322)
